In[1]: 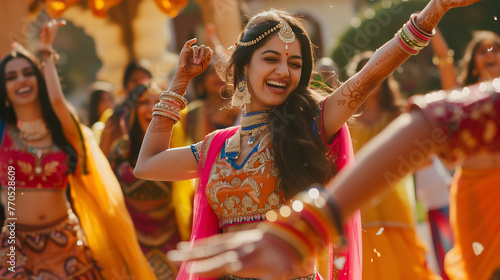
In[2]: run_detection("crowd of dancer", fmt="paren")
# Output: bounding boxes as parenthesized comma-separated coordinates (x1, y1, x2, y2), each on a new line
(1, 0, 499, 279)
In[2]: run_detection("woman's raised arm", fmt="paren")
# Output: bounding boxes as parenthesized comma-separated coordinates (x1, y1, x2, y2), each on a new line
(39, 20, 81, 151)
(134, 39, 213, 181)
(322, 0, 484, 141)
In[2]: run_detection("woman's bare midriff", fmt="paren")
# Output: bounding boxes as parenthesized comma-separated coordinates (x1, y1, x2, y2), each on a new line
(1, 189, 69, 226)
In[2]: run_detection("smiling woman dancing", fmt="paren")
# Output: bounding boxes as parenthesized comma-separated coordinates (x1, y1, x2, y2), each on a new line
(134, 0, 483, 279)
(0, 20, 155, 279)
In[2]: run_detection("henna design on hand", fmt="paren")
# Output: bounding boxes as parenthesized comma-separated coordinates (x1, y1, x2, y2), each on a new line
(170, 39, 213, 94)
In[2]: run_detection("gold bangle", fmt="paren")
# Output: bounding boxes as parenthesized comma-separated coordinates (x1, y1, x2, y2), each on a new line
(39, 48, 60, 62)
(432, 55, 454, 66)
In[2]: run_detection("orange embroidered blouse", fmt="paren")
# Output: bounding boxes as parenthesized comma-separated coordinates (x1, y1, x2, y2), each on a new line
(193, 133, 288, 228)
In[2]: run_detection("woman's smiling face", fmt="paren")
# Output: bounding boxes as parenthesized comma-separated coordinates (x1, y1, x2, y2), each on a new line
(474, 40, 500, 81)
(244, 33, 302, 112)
(136, 89, 159, 133)
(4, 57, 39, 108)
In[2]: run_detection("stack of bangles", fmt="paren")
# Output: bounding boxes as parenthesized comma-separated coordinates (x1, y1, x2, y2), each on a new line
(152, 90, 187, 123)
(259, 186, 347, 268)
(396, 13, 436, 55)
(39, 48, 60, 63)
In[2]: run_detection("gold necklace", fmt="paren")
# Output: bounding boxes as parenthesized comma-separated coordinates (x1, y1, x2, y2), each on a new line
(240, 110, 271, 145)
(17, 119, 49, 141)
(225, 110, 271, 160)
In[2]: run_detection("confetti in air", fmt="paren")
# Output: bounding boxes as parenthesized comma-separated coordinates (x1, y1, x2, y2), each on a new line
(472, 242, 484, 256)
(488, 47, 493, 52)
(334, 256, 347, 269)
(376, 227, 384, 235)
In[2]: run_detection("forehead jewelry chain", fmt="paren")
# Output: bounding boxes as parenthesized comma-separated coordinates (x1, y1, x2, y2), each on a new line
(277, 18, 295, 50)
(237, 16, 296, 51)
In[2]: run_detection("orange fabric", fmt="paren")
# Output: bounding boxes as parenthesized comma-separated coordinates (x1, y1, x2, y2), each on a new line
(153, 0, 188, 17)
(205, 134, 287, 228)
(0, 213, 101, 279)
(444, 167, 500, 280)
(44, 0, 187, 18)
(362, 227, 440, 280)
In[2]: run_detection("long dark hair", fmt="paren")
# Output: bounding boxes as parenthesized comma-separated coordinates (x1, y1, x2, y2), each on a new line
(0, 52, 78, 173)
(347, 51, 406, 114)
(122, 61, 152, 89)
(107, 83, 158, 167)
(459, 31, 500, 86)
(88, 81, 114, 126)
(225, 10, 332, 197)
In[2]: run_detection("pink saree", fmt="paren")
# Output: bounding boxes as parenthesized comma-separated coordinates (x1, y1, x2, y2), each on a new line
(177, 123, 361, 280)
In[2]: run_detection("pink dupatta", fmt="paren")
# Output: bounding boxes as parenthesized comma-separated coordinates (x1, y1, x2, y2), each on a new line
(324, 124, 362, 280)
(177, 122, 362, 280)
(177, 127, 239, 280)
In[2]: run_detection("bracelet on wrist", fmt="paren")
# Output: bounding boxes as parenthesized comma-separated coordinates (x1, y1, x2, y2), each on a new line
(261, 186, 348, 270)
(39, 48, 60, 62)
(432, 55, 454, 66)
(432, 50, 454, 66)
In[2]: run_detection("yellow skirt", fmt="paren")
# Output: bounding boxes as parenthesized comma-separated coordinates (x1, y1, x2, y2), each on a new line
(445, 167, 500, 280)
(362, 226, 441, 280)
(361, 178, 441, 280)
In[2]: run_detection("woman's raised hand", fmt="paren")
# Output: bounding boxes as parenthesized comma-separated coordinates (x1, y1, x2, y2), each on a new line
(39, 19, 66, 50)
(175, 38, 213, 82)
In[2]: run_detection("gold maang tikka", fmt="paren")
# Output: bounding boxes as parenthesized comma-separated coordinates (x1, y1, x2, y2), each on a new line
(237, 17, 296, 50)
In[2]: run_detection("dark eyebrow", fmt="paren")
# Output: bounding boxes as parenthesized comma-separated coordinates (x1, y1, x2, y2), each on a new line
(261, 50, 302, 60)
(6, 67, 32, 75)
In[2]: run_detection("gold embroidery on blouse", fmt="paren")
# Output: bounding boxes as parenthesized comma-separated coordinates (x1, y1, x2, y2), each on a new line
(483, 120, 497, 143)
(43, 161, 59, 177)
(18, 161, 33, 176)
(460, 130, 477, 148)
(240, 177, 261, 199)
(206, 133, 287, 228)
(209, 181, 232, 204)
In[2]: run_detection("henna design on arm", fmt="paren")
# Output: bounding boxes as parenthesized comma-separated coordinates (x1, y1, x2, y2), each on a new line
(338, 42, 409, 109)
(149, 117, 175, 133)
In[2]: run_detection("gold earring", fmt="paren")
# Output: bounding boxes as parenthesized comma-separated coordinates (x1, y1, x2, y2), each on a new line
(231, 74, 251, 109)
